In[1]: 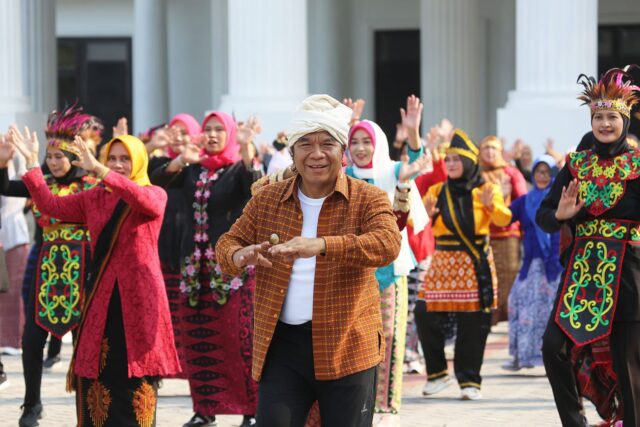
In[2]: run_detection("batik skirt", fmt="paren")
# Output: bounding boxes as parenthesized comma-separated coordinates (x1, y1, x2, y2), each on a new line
(375, 276, 408, 413)
(508, 258, 560, 367)
(182, 276, 257, 416)
(161, 263, 187, 379)
(490, 237, 521, 322)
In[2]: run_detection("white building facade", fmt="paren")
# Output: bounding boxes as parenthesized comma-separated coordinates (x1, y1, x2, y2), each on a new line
(1, 0, 639, 154)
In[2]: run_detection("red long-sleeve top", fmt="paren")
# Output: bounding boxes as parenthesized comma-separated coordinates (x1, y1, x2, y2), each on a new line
(23, 167, 181, 379)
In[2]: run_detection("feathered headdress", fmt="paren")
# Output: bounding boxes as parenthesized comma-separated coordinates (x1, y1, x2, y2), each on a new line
(577, 65, 640, 118)
(45, 104, 92, 156)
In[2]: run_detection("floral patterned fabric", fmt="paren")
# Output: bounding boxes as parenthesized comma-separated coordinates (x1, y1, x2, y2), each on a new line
(508, 258, 560, 367)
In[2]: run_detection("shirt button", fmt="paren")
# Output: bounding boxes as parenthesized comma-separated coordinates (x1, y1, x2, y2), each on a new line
(279, 289, 284, 294)
(272, 314, 277, 319)
(297, 214, 302, 220)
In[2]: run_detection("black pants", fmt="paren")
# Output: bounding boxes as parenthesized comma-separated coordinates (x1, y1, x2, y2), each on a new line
(256, 321, 376, 427)
(21, 279, 71, 407)
(414, 300, 491, 388)
(543, 318, 640, 427)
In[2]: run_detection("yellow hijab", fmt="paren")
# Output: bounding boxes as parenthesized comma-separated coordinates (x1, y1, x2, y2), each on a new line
(100, 135, 151, 186)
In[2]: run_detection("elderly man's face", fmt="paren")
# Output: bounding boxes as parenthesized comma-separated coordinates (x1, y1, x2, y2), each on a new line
(292, 131, 344, 197)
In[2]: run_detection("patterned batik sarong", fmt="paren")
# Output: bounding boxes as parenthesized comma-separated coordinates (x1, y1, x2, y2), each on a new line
(508, 258, 560, 367)
(375, 276, 408, 413)
(35, 224, 91, 338)
(181, 260, 257, 416)
(418, 240, 497, 312)
(491, 236, 521, 322)
(76, 286, 159, 427)
(555, 218, 640, 345)
(161, 263, 187, 379)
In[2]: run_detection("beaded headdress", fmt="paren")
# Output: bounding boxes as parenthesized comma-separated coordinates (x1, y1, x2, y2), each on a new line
(577, 65, 639, 118)
(45, 105, 92, 156)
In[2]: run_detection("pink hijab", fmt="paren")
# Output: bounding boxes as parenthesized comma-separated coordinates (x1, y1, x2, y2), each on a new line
(200, 111, 241, 172)
(348, 121, 377, 168)
(168, 113, 201, 159)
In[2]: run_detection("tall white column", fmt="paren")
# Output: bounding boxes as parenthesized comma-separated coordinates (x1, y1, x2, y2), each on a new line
(420, 0, 486, 141)
(497, 0, 597, 155)
(218, 0, 308, 143)
(0, 0, 31, 129)
(24, 0, 57, 115)
(133, 0, 169, 133)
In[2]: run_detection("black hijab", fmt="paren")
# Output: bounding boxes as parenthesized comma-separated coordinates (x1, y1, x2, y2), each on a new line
(575, 114, 631, 158)
(42, 149, 87, 186)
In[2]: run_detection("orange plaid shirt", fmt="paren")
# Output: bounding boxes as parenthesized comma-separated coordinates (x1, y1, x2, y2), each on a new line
(216, 172, 401, 381)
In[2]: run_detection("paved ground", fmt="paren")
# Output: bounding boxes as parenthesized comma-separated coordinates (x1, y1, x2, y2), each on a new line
(0, 322, 599, 426)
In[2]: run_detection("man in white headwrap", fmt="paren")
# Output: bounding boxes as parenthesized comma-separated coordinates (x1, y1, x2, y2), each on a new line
(216, 94, 401, 427)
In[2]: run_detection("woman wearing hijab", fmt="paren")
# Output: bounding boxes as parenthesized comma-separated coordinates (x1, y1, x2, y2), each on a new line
(151, 111, 261, 427)
(537, 67, 640, 426)
(12, 131, 181, 427)
(0, 108, 99, 427)
(502, 156, 562, 372)
(148, 113, 201, 379)
(478, 136, 527, 324)
(415, 130, 511, 401)
(345, 108, 429, 417)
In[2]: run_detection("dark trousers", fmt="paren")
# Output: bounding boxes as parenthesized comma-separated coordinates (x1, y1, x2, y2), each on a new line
(256, 321, 376, 427)
(414, 300, 491, 388)
(21, 280, 71, 408)
(543, 318, 640, 427)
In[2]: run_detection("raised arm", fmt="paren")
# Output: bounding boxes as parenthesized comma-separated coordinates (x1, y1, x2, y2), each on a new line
(101, 171, 167, 218)
(535, 166, 584, 233)
(479, 183, 512, 227)
(22, 167, 87, 223)
(0, 168, 30, 197)
(0, 133, 29, 197)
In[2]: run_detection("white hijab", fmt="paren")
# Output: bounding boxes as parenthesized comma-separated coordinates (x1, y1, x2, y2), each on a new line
(349, 120, 429, 276)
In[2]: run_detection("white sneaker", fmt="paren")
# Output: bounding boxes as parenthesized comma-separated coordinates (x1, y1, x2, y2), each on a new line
(1, 347, 21, 356)
(422, 376, 451, 396)
(460, 387, 482, 400)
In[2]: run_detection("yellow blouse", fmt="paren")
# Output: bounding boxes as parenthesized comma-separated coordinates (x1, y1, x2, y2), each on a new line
(426, 182, 512, 237)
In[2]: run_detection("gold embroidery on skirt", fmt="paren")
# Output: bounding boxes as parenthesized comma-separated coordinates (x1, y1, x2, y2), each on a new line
(86, 381, 111, 427)
(132, 381, 156, 427)
(99, 338, 109, 374)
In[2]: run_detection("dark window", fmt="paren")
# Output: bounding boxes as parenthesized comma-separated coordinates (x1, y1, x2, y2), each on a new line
(374, 30, 420, 160)
(57, 38, 132, 138)
(598, 26, 640, 137)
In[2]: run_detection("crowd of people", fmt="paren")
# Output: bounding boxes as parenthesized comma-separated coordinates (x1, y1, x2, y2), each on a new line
(0, 65, 638, 427)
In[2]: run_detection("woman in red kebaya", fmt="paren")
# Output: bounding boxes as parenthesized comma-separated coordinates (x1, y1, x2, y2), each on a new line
(11, 130, 180, 427)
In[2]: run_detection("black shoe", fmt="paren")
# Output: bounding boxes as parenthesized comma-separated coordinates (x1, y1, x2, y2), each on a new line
(182, 413, 217, 427)
(240, 415, 256, 427)
(0, 370, 8, 391)
(19, 403, 43, 427)
(42, 355, 60, 369)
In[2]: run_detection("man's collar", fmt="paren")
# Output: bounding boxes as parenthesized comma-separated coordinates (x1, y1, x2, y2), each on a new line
(281, 172, 350, 202)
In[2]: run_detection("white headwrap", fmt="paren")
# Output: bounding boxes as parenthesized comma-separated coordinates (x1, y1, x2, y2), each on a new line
(349, 120, 429, 276)
(287, 94, 352, 148)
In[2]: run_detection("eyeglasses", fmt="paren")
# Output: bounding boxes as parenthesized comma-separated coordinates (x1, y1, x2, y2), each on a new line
(534, 169, 551, 177)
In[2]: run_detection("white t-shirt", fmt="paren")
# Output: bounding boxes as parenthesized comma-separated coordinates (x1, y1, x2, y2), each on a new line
(279, 188, 326, 325)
